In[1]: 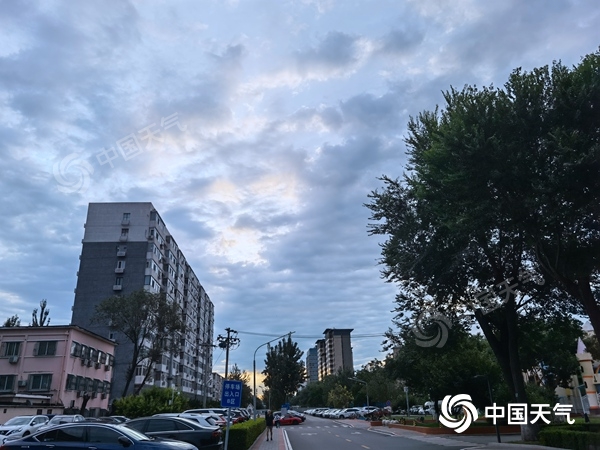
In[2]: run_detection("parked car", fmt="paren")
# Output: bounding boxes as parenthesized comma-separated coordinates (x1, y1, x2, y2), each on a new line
(273, 414, 302, 426)
(152, 414, 216, 429)
(337, 408, 361, 419)
(0, 415, 49, 443)
(287, 411, 306, 422)
(37, 415, 85, 431)
(126, 416, 222, 450)
(0, 422, 198, 450)
(109, 416, 130, 423)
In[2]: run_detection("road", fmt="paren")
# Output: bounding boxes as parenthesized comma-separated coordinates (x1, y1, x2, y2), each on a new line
(283, 415, 485, 450)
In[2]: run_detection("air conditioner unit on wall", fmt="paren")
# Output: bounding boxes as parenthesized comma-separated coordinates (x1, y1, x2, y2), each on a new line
(18, 380, 27, 387)
(8, 356, 19, 364)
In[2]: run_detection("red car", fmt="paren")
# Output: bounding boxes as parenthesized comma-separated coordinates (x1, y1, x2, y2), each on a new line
(275, 414, 302, 425)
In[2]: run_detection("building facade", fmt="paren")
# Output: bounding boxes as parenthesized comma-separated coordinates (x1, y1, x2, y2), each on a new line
(70, 202, 214, 402)
(316, 328, 354, 380)
(0, 325, 116, 421)
(305, 347, 318, 384)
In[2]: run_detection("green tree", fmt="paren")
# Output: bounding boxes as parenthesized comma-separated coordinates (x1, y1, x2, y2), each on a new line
(113, 387, 188, 418)
(366, 50, 600, 440)
(93, 290, 185, 397)
(229, 363, 254, 407)
(262, 336, 306, 408)
(582, 334, 600, 361)
(2, 315, 20, 327)
(519, 314, 582, 389)
(31, 299, 50, 326)
(327, 384, 353, 408)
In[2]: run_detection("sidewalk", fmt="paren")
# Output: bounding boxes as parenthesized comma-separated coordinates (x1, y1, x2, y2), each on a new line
(249, 424, 286, 450)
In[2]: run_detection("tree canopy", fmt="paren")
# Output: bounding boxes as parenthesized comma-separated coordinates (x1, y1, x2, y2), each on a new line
(2, 315, 20, 327)
(262, 336, 305, 408)
(366, 50, 599, 438)
(93, 289, 184, 396)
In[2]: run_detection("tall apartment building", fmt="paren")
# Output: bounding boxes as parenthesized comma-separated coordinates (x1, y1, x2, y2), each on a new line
(305, 347, 318, 384)
(316, 328, 354, 380)
(70, 203, 214, 402)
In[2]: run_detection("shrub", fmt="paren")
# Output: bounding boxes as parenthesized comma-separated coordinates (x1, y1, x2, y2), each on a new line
(227, 418, 266, 450)
(539, 427, 600, 450)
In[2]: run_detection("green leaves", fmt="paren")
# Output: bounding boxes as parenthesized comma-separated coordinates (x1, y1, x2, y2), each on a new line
(262, 336, 305, 407)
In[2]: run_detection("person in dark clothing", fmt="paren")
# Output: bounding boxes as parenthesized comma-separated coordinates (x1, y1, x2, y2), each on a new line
(265, 410, 274, 441)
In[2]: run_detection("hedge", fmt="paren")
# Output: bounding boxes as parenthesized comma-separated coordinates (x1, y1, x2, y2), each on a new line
(538, 426, 600, 450)
(225, 418, 266, 450)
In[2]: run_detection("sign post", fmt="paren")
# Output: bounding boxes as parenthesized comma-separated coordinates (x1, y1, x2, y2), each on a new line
(404, 386, 409, 417)
(221, 380, 243, 450)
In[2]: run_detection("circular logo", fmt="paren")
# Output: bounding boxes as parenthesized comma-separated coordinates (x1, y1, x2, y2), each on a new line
(53, 152, 94, 194)
(438, 394, 478, 433)
(412, 311, 452, 348)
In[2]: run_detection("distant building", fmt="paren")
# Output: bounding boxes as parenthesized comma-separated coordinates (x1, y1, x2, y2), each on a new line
(70, 202, 215, 402)
(0, 325, 116, 421)
(316, 328, 354, 380)
(210, 372, 224, 401)
(306, 347, 318, 383)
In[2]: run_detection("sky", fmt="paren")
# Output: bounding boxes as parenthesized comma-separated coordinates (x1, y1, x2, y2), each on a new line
(0, 0, 598, 386)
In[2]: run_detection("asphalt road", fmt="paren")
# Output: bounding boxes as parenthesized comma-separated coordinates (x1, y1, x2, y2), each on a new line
(284, 416, 480, 450)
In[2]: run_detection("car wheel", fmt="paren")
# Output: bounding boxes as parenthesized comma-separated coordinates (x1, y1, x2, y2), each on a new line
(23, 432, 30, 436)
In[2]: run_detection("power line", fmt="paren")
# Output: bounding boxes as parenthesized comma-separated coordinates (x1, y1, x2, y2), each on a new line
(236, 330, 385, 339)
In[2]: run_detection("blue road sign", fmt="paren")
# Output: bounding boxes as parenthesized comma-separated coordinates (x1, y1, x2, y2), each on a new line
(221, 380, 243, 408)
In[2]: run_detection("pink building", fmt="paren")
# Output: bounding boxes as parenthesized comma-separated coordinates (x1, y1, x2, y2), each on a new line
(0, 325, 116, 421)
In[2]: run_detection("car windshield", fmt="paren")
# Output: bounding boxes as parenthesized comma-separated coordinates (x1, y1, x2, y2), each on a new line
(4, 417, 31, 426)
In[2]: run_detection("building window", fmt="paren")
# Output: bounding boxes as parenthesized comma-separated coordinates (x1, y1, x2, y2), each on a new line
(35, 341, 57, 356)
(70, 341, 82, 357)
(122, 213, 130, 223)
(29, 374, 52, 391)
(116, 260, 125, 269)
(2, 342, 21, 357)
(115, 277, 123, 286)
(81, 344, 90, 360)
(66, 374, 77, 391)
(0, 375, 16, 391)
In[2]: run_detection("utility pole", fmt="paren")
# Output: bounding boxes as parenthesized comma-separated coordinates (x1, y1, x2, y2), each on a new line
(217, 328, 240, 380)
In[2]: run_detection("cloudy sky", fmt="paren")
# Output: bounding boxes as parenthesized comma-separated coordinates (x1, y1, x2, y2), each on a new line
(0, 0, 598, 382)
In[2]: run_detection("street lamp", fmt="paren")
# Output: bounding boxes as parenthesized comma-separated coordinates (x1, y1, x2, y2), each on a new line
(348, 377, 369, 407)
(253, 332, 294, 420)
(474, 375, 500, 443)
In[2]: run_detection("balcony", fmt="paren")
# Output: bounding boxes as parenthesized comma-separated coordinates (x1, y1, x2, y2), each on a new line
(117, 249, 127, 257)
(113, 285, 123, 291)
(119, 234, 128, 242)
(115, 267, 124, 274)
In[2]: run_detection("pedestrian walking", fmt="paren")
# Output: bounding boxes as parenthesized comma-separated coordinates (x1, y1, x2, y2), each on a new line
(265, 410, 274, 441)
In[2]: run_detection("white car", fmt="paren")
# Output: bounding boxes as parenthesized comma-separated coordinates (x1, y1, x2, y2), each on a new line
(0, 415, 49, 443)
(37, 414, 86, 431)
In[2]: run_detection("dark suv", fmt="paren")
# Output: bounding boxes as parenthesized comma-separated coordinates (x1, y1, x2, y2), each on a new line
(126, 417, 222, 450)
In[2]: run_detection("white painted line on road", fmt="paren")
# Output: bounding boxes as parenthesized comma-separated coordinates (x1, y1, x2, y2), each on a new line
(283, 430, 292, 450)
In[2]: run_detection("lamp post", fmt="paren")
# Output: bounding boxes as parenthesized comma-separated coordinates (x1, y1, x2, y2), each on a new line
(253, 332, 294, 420)
(348, 377, 369, 407)
(474, 375, 500, 443)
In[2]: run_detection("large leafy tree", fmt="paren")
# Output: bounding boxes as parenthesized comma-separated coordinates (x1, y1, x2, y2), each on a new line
(327, 384, 353, 408)
(93, 290, 185, 396)
(366, 51, 599, 439)
(262, 336, 306, 408)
